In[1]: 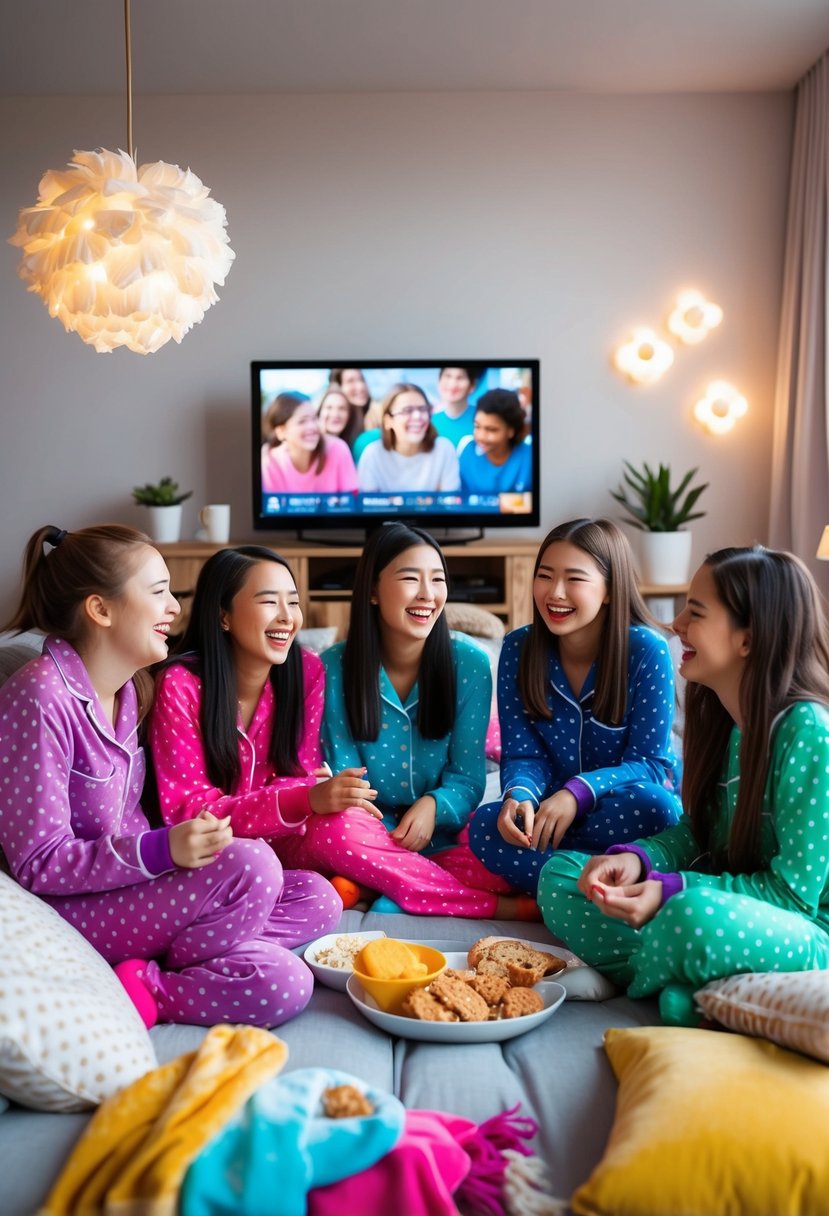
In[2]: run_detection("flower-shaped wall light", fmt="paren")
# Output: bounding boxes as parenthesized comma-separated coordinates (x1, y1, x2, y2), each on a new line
(667, 290, 723, 345)
(693, 380, 748, 434)
(614, 328, 675, 384)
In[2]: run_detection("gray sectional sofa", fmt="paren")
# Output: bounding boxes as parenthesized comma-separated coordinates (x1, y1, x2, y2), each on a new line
(0, 629, 663, 1214)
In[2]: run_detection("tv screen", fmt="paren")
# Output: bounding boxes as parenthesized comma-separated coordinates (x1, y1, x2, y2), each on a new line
(252, 360, 540, 535)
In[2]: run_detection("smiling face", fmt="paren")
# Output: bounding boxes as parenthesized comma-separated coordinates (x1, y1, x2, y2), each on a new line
(318, 390, 351, 436)
(106, 546, 180, 669)
(672, 563, 750, 704)
(275, 400, 321, 456)
(533, 541, 609, 648)
(339, 369, 370, 408)
(438, 367, 473, 408)
(372, 544, 448, 650)
(473, 410, 514, 462)
(383, 390, 432, 454)
(220, 559, 303, 673)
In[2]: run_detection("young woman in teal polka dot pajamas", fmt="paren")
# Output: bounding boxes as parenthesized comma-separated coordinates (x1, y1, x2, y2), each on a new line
(469, 518, 682, 895)
(538, 545, 829, 1025)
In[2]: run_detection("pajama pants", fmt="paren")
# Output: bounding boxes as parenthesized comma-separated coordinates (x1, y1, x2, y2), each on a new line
(47, 839, 341, 1027)
(538, 849, 829, 995)
(278, 807, 501, 918)
(468, 782, 682, 896)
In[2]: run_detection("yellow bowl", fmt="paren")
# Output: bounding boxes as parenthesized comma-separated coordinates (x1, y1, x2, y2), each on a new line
(352, 943, 447, 1014)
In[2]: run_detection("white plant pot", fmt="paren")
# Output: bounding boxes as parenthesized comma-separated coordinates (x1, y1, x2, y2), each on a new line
(638, 530, 693, 586)
(147, 504, 183, 544)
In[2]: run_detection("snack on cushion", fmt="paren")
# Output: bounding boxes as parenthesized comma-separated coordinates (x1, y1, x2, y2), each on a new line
(0, 873, 156, 1112)
(571, 1026, 829, 1216)
(400, 990, 458, 1022)
(357, 939, 427, 981)
(502, 989, 544, 1018)
(429, 974, 490, 1023)
(695, 970, 829, 1064)
(468, 938, 566, 978)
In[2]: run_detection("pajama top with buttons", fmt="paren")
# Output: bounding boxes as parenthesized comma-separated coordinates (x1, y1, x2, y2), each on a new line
(320, 634, 491, 852)
(0, 636, 170, 894)
(629, 701, 829, 930)
(149, 652, 325, 838)
(498, 622, 680, 810)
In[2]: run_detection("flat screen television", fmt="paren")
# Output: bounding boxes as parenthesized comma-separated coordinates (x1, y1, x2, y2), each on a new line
(251, 360, 540, 537)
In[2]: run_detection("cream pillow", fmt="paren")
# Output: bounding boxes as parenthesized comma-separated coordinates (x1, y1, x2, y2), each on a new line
(0, 873, 156, 1112)
(696, 969, 829, 1063)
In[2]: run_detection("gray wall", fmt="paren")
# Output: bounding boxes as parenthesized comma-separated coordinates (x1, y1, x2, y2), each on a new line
(0, 90, 794, 617)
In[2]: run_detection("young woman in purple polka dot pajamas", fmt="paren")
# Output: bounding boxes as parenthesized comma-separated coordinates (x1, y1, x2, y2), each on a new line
(539, 546, 829, 1025)
(469, 519, 682, 895)
(0, 526, 340, 1030)
(149, 539, 528, 920)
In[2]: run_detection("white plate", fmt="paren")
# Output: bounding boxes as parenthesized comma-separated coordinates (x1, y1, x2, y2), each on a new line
(345, 952, 566, 1043)
(304, 930, 387, 992)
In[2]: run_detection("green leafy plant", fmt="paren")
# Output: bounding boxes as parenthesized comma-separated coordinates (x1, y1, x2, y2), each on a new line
(610, 461, 708, 532)
(131, 476, 193, 507)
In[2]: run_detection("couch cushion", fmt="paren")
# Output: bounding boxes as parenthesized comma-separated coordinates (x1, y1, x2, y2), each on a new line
(572, 1025, 829, 1216)
(696, 969, 829, 1064)
(0, 873, 156, 1112)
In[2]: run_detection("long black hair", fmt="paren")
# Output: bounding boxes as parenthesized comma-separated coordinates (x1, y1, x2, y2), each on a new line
(343, 524, 455, 740)
(682, 545, 829, 872)
(167, 546, 305, 791)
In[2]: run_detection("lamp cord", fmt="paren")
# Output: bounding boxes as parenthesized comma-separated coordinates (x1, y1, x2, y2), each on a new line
(124, 0, 134, 159)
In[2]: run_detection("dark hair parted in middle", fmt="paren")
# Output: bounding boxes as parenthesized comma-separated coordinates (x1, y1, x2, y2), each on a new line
(343, 523, 456, 741)
(168, 546, 305, 790)
(519, 517, 655, 726)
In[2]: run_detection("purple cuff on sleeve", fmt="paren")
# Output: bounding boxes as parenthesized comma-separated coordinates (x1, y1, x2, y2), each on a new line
(606, 843, 651, 881)
(563, 777, 594, 820)
(650, 870, 684, 906)
(139, 827, 175, 876)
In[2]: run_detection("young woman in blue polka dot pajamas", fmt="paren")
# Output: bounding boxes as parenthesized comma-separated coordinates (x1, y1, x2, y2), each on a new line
(469, 518, 682, 895)
(539, 546, 829, 1025)
(0, 526, 340, 1030)
(321, 523, 532, 918)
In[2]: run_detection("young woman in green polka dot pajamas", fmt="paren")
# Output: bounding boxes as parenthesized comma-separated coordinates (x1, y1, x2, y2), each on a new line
(538, 546, 829, 1025)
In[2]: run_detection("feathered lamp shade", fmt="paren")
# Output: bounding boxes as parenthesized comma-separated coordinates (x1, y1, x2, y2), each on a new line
(9, 148, 234, 354)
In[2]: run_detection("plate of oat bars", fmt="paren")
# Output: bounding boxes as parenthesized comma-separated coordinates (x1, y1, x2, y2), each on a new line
(345, 943, 567, 1043)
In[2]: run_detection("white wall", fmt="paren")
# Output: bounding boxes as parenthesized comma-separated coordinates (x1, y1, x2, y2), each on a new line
(0, 90, 796, 617)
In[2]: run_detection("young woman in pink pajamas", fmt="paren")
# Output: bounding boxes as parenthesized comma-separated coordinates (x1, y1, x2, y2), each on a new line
(149, 542, 528, 918)
(0, 525, 340, 1030)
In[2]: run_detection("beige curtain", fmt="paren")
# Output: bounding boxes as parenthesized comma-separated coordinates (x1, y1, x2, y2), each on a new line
(769, 51, 829, 595)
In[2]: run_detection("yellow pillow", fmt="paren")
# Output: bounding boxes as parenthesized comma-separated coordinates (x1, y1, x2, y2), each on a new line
(572, 1026, 829, 1216)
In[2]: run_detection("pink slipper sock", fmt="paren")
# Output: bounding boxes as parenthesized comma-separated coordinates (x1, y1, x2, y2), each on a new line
(114, 959, 159, 1029)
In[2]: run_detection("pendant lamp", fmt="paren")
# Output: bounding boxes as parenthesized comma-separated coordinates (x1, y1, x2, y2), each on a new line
(8, 1, 234, 354)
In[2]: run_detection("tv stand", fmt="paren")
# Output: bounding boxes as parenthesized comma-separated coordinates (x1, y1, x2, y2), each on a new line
(158, 538, 537, 638)
(295, 525, 484, 547)
(158, 541, 688, 640)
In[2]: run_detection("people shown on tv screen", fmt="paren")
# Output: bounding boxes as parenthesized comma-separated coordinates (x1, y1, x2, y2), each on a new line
(458, 388, 533, 496)
(328, 367, 382, 429)
(316, 385, 364, 450)
(356, 383, 461, 493)
(261, 392, 359, 495)
(431, 366, 481, 447)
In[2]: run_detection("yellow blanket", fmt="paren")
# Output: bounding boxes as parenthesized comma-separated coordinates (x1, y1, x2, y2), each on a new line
(41, 1024, 288, 1216)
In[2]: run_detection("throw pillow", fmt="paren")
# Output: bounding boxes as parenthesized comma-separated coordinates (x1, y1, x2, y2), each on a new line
(696, 969, 829, 1064)
(297, 626, 338, 655)
(0, 873, 156, 1112)
(571, 1026, 829, 1216)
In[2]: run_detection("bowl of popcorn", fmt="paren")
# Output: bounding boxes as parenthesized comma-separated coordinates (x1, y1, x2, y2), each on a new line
(304, 931, 388, 991)
(352, 938, 447, 1014)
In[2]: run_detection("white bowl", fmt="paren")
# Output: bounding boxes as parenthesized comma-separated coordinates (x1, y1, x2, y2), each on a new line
(304, 930, 387, 991)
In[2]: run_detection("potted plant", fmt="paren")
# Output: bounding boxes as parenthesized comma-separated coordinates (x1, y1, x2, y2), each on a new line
(132, 476, 192, 544)
(610, 460, 708, 585)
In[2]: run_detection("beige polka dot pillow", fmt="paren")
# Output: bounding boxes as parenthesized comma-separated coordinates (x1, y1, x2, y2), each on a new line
(696, 970, 829, 1064)
(0, 873, 156, 1111)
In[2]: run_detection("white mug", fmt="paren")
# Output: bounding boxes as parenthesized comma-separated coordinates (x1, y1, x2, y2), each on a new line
(199, 503, 231, 544)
